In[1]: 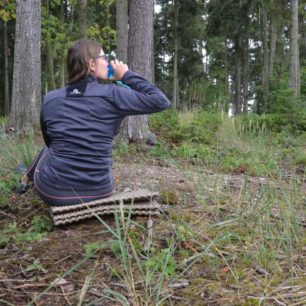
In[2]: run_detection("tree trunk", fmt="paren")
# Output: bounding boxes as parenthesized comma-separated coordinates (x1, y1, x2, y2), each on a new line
(68, 2, 74, 36)
(269, 13, 277, 78)
(9, 0, 41, 132)
(224, 40, 229, 113)
(125, 0, 155, 143)
(172, 0, 179, 110)
(46, 34, 56, 90)
(59, 1, 66, 87)
(242, 36, 249, 114)
(234, 35, 242, 115)
(78, 0, 87, 38)
(116, 0, 128, 62)
(288, 0, 300, 98)
(262, 5, 269, 112)
(4, 21, 10, 116)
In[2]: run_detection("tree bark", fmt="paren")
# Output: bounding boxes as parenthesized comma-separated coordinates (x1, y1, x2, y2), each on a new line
(172, 0, 179, 110)
(46, 33, 56, 90)
(78, 0, 87, 38)
(262, 5, 269, 112)
(9, 0, 41, 132)
(59, 1, 66, 87)
(269, 13, 277, 78)
(125, 0, 155, 143)
(116, 0, 128, 62)
(4, 21, 10, 116)
(242, 36, 249, 114)
(288, 0, 300, 98)
(68, 2, 74, 36)
(224, 40, 229, 113)
(234, 34, 242, 115)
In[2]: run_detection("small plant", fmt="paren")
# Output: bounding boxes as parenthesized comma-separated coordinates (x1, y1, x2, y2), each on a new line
(114, 142, 130, 158)
(0, 116, 8, 133)
(26, 259, 46, 273)
(0, 132, 40, 175)
(31, 216, 52, 233)
(0, 172, 19, 205)
(2, 216, 51, 246)
(145, 248, 177, 276)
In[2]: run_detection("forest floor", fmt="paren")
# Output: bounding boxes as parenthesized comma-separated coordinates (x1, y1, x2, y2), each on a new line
(0, 149, 305, 306)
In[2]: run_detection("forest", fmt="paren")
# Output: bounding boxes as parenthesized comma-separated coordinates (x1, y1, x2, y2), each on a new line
(0, 0, 305, 305)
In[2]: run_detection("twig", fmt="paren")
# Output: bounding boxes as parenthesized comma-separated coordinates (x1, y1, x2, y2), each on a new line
(290, 298, 306, 306)
(53, 255, 72, 265)
(168, 280, 189, 289)
(0, 211, 14, 219)
(60, 284, 73, 306)
(77, 276, 91, 306)
(13, 283, 49, 289)
(0, 279, 31, 283)
(169, 295, 188, 301)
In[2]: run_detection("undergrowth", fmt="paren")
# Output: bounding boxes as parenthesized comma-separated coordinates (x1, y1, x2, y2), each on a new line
(0, 110, 305, 305)
(145, 109, 306, 177)
(0, 131, 40, 203)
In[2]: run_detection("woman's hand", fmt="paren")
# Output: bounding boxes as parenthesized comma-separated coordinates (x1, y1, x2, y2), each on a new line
(110, 59, 128, 81)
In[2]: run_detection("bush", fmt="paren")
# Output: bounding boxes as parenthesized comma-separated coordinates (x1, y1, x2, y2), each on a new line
(150, 109, 221, 144)
(237, 111, 306, 134)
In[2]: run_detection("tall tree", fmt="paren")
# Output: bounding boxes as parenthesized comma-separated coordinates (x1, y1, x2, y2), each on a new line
(9, 0, 41, 132)
(172, 0, 179, 109)
(4, 19, 9, 115)
(78, 0, 87, 37)
(234, 34, 242, 114)
(116, 0, 128, 62)
(44, 0, 56, 91)
(0, 0, 15, 116)
(125, 0, 155, 143)
(288, 0, 300, 97)
(269, 3, 278, 79)
(261, 2, 269, 112)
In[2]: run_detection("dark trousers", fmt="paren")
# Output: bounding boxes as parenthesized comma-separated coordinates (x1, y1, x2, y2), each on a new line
(26, 147, 113, 206)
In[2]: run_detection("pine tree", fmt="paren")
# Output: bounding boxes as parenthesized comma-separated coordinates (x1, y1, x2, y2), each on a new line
(9, 0, 41, 132)
(288, 0, 300, 98)
(125, 0, 156, 143)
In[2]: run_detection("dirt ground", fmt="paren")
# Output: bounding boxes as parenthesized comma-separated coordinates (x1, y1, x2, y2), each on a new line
(0, 157, 305, 305)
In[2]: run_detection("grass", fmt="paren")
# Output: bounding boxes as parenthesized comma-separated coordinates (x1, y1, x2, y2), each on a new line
(0, 132, 40, 171)
(0, 130, 40, 204)
(0, 109, 305, 305)
(22, 166, 304, 305)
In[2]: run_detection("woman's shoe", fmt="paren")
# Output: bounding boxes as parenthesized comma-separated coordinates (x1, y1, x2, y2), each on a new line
(16, 181, 31, 194)
(15, 162, 28, 175)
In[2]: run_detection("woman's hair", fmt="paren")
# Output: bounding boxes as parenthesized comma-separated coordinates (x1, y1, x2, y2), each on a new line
(67, 39, 102, 84)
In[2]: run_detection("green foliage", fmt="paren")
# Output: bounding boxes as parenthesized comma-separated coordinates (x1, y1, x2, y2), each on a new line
(31, 216, 52, 233)
(149, 109, 179, 139)
(154, 0, 206, 104)
(145, 248, 177, 277)
(113, 143, 138, 161)
(0, 133, 40, 174)
(0, 172, 19, 205)
(113, 142, 128, 157)
(83, 241, 106, 257)
(149, 109, 306, 176)
(150, 109, 221, 144)
(0, 116, 8, 132)
(26, 259, 46, 272)
(292, 152, 306, 167)
(1, 216, 51, 247)
(0, 0, 15, 22)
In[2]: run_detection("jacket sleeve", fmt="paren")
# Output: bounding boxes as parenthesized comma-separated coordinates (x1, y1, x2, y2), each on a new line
(112, 70, 171, 116)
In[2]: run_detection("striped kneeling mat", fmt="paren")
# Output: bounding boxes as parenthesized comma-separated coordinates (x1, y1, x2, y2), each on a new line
(49, 189, 166, 225)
